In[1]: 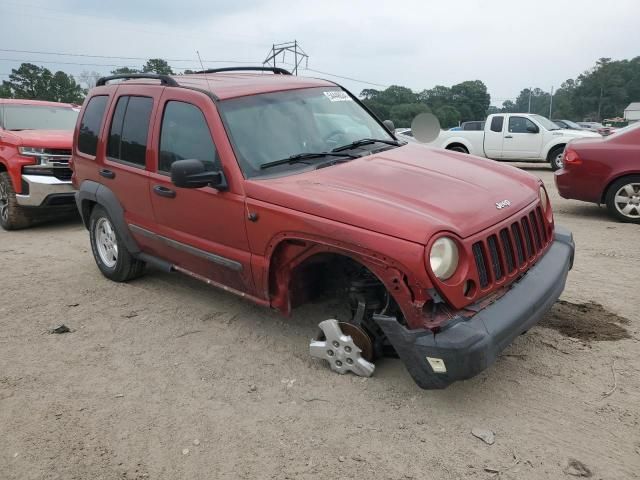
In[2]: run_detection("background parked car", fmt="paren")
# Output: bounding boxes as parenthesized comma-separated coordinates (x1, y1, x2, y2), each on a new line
(430, 113, 599, 170)
(552, 119, 584, 130)
(0, 99, 79, 230)
(578, 122, 614, 136)
(555, 122, 640, 223)
(395, 127, 417, 142)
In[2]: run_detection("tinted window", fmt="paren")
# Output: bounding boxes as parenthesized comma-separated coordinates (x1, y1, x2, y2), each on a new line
(159, 101, 218, 173)
(107, 96, 153, 167)
(78, 96, 108, 156)
(463, 121, 485, 131)
(107, 97, 127, 159)
(490, 116, 504, 132)
(508, 116, 536, 133)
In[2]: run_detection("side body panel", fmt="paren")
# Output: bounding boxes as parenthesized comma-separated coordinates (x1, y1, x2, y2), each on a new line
(145, 88, 254, 294)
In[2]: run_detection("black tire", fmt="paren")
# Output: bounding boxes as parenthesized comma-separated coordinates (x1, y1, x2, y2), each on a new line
(447, 145, 469, 154)
(0, 172, 32, 230)
(548, 145, 565, 171)
(604, 175, 640, 224)
(89, 205, 145, 281)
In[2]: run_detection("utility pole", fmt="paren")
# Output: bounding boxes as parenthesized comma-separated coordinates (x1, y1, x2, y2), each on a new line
(549, 86, 554, 118)
(263, 41, 308, 75)
(528, 88, 532, 113)
(597, 86, 604, 121)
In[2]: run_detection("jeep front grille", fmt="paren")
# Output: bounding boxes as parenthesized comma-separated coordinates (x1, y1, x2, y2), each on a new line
(472, 206, 550, 289)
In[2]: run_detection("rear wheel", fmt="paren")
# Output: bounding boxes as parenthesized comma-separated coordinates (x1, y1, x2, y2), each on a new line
(0, 172, 32, 230)
(89, 205, 145, 281)
(447, 144, 469, 154)
(605, 176, 640, 224)
(548, 146, 565, 171)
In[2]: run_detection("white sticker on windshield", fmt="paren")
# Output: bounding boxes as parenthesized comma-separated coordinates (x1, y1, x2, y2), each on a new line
(324, 91, 353, 102)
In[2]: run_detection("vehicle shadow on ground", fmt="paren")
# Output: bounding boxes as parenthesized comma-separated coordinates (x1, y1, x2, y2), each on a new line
(21, 213, 83, 232)
(554, 202, 614, 223)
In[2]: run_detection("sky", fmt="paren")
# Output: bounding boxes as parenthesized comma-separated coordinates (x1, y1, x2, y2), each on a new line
(1, 0, 639, 106)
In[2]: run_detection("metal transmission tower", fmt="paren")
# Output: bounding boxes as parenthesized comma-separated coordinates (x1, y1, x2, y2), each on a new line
(263, 41, 308, 75)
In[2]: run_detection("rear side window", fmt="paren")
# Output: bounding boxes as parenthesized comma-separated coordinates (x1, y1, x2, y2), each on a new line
(107, 96, 153, 167)
(490, 116, 504, 133)
(158, 101, 218, 173)
(78, 95, 108, 156)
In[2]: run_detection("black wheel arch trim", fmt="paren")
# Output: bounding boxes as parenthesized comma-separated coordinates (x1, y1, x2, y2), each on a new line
(75, 180, 141, 255)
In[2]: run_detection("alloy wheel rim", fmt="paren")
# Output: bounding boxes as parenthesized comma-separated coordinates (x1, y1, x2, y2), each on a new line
(555, 152, 564, 168)
(613, 183, 640, 219)
(0, 181, 9, 222)
(95, 217, 118, 268)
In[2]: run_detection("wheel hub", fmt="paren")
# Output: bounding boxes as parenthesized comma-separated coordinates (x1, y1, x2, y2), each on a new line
(310, 319, 375, 377)
(95, 217, 119, 268)
(0, 181, 9, 222)
(614, 183, 640, 218)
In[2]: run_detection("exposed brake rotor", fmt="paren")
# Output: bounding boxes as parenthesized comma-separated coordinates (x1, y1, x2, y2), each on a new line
(310, 319, 375, 377)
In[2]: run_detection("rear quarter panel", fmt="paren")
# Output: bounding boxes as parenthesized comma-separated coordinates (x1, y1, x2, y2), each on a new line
(563, 133, 640, 203)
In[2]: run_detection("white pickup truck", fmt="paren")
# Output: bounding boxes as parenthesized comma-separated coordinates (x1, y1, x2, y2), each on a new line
(430, 113, 601, 170)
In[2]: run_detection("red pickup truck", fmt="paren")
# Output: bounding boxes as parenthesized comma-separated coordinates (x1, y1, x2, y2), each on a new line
(71, 69, 575, 389)
(0, 99, 79, 230)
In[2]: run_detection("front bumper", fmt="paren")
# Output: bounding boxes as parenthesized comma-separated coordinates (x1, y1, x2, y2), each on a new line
(374, 226, 575, 389)
(15, 174, 76, 207)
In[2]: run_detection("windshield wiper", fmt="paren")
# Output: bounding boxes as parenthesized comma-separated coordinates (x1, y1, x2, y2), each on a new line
(331, 138, 401, 152)
(260, 152, 358, 170)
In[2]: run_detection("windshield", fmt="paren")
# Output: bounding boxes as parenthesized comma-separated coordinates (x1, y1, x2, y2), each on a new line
(3, 104, 79, 131)
(531, 114, 560, 131)
(559, 119, 582, 129)
(219, 87, 394, 178)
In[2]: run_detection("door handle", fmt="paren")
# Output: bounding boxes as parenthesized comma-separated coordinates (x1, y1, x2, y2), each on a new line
(99, 168, 115, 179)
(504, 135, 513, 139)
(153, 185, 176, 198)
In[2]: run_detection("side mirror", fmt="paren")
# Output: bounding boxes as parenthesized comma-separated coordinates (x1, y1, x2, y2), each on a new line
(526, 124, 539, 133)
(383, 119, 395, 132)
(171, 159, 226, 190)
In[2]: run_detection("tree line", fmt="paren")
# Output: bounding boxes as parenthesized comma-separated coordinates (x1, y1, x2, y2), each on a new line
(0, 59, 177, 104)
(361, 57, 640, 127)
(1, 56, 638, 126)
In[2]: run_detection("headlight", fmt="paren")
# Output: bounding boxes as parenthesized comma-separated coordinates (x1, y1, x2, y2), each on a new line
(429, 237, 459, 280)
(19, 147, 46, 157)
(539, 186, 549, 212)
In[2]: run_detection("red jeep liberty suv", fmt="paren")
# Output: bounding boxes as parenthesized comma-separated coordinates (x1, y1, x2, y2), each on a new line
(0, 99, 79, 230)
(71, 69, 575, 389)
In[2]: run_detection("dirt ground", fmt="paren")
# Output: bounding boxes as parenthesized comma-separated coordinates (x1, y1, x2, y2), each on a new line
(1, 167, 639, 479)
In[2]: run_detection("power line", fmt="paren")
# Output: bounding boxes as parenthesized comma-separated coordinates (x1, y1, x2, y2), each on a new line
(0, 48, 253, 64)
(304, 67, 389, 88)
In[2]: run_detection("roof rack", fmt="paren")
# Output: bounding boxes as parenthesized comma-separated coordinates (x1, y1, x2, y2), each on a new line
(191, 66, 291, 75)
(96, 73, 179, 87)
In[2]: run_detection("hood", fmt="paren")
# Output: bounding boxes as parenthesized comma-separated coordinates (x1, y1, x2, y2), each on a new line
(555, 129, 601, 139)
(10, 130, 73, 149)
(245, 144, 540, 244)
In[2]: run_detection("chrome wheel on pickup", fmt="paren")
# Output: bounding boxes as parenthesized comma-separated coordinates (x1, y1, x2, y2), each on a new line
(0, 172, 31, 230)
(0, 179, 9, 224)
(606, 176, 640, 223)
